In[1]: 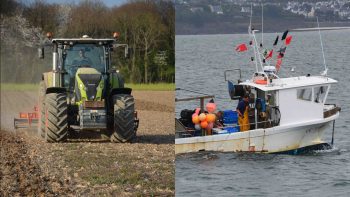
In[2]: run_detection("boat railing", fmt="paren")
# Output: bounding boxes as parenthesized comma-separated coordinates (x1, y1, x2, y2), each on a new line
(324, 104, 341, 118)
(176, 118, 279, 138)
(175, 88, 215, 111)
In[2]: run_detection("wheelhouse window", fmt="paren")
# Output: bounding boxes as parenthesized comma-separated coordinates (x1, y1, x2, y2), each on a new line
(297, 88, 312, 101)
(314, 86, 328, 103)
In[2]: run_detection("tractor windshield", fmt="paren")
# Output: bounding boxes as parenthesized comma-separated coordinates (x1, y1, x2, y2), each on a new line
(64, 44, 106, 74)
(61, 44, 106, 89)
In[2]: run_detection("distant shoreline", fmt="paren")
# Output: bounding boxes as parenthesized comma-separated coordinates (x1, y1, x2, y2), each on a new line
(175, 22, 350, 35)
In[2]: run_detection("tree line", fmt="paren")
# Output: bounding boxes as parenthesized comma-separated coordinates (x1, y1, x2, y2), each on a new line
(0, 0, 174, 83)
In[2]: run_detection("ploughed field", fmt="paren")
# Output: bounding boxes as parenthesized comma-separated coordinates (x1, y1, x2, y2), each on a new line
(0, 89, 174, 196)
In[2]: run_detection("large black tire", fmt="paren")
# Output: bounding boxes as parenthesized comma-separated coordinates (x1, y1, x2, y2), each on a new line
(44, 93, 68, 142)
(110, 94, 136, 143)
(38, 81, 46, 138)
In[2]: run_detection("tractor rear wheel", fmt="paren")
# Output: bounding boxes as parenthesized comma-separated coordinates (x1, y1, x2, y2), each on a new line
(110, 94, 136, 142)
(44, 93, 68, 142)
(38, 81, 46, 138)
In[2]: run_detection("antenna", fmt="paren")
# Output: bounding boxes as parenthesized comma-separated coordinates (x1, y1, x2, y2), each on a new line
(249, 3, 259, 72)
(317, 17, 327, 76)
(249, 3, 253, 29)
(261, 3, 264, 45)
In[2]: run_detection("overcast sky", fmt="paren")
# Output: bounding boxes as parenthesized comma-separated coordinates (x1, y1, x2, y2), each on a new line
(23, 0, 127, 7)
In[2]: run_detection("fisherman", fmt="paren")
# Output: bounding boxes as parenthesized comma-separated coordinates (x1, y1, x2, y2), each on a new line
(236, 94, 250, 131)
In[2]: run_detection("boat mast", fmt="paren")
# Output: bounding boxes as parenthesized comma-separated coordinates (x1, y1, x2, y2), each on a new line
(317, 17, 328, 76)
(261, 3, 264, 45)
(251, 30, 264, 72)
(248, 3, 270, 73)
(249, 4, 259, 72)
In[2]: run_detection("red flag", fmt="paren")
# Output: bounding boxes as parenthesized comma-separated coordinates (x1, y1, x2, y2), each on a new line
(285, 35, 292, 45)
(235, 43, 248, 52)
(277, 52, 284, 59)
(276, 58, 282, 71)
(265, 49, 273, 60)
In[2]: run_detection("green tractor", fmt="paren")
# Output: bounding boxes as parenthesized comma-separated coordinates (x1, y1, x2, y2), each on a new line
(37, 33, 138, 142)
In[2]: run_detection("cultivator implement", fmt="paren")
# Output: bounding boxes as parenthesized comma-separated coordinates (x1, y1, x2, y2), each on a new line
(14, 106, 39, 129)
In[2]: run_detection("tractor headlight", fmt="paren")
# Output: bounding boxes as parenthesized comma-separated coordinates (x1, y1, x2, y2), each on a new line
(79, 83, 87, 91)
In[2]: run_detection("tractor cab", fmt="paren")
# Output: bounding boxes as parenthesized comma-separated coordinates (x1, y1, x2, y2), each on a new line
(37, 34, 138, 143)
(52, 37, 121, 102)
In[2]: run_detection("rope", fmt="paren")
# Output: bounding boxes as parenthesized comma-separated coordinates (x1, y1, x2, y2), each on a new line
(176, 87, 214, 96)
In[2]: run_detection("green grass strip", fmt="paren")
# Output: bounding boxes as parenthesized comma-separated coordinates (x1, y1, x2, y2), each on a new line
(125, 83, 175, 91)
(1, 83, 175, 91)
(0, 83, 39, 91)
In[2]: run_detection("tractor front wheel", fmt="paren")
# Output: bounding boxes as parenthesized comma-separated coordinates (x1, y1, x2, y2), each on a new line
(44, 93, 68, 142)
(111, 94, 136, 143)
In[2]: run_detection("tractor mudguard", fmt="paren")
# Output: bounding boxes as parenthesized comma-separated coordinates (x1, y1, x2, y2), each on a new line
(46, 87, 66, 94)
(108, 88, 132, 109)
(42, 72, 54, 88)
(110, 87, 132, 96)
(109, 72, 125, 89)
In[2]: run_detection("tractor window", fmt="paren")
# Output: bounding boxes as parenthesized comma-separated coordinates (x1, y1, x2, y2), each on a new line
(64, 44, 106, 74)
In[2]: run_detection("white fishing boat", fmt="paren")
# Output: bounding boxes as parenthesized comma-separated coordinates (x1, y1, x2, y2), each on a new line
(175, 15, 341, 154)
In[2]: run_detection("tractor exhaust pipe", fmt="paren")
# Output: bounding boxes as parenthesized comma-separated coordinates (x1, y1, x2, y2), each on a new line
(52, 44, 59, 87)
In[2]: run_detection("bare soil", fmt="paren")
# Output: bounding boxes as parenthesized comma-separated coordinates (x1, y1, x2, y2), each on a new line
(0, 89, 174, 196)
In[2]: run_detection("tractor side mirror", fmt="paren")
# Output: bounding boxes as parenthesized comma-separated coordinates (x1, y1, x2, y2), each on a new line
(124, 47, 128, 58)
(38, 48, 44, 59)
(112, 44, 130, 59)
(126, 48, 133, 59)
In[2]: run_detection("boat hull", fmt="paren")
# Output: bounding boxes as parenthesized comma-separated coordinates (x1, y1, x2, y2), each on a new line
(175, 113, 338, 154)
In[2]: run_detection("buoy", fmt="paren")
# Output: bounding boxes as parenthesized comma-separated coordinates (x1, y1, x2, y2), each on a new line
(194, 124, 201, 130)
(200, 121, 208, 129)
(206, 113, 216, 123)
(199, 113, 207, 121)
(195, 108, 201, 115)
(255, 79, 267, 85)
(192, 114, 200, 124)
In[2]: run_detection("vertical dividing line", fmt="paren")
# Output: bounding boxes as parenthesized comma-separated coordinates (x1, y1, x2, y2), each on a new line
(262, 130, 266, 152)
(331, 120, 335, 146)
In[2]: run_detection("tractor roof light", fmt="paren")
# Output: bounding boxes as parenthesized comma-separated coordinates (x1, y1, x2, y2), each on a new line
(46, 32, 53, 40)
(113, 32, 120, 40)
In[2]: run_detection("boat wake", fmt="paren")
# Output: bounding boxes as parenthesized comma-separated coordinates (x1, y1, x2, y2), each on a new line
(297, 144, 345, 156)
